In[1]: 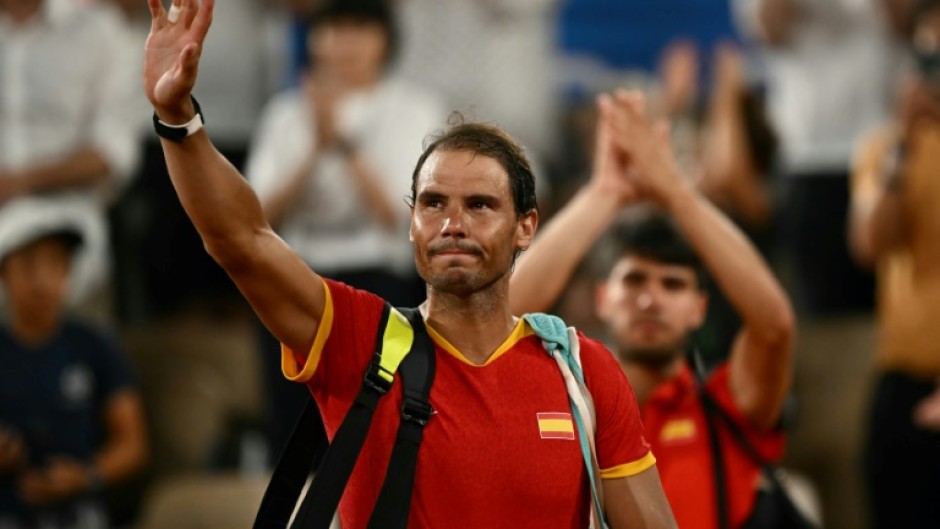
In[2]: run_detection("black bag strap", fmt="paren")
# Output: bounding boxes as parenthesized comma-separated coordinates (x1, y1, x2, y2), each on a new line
(252, 399, 327, 529)
(288, 303, 399, 529)
(254, 304, 437, 529)
(691, 352, 816, 529)
(366, 307, 435, 529)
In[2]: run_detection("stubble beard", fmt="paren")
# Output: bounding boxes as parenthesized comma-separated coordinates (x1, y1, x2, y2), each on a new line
(617, 335, 689, 370)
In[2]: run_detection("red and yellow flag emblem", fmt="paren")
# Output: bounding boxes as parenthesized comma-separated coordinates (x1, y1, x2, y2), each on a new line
(537, 412, 575, 440)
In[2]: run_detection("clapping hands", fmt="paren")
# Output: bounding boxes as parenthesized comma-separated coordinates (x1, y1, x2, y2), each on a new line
(590, 89, 690, 209)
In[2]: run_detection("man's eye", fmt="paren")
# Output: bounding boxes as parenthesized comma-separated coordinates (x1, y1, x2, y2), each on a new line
(470, 201, 489, 209)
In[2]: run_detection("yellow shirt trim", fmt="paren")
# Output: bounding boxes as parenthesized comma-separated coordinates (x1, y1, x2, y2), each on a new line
(425, 318, 534, 366)
(281, 278, 334, 383)
(600, 451, 657, 479)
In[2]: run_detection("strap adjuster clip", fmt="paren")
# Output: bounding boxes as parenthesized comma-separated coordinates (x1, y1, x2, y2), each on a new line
(363, 362, 394, 396)
(401, 397, 433, 426)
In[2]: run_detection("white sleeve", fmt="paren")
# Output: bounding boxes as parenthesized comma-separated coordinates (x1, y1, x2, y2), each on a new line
(87, 8, 144, 192)
(245, 94, 311, 201)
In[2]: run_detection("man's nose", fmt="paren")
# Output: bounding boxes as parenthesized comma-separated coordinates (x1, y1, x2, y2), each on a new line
(440, 208, 467, 237)
(636, 290, 659, 311)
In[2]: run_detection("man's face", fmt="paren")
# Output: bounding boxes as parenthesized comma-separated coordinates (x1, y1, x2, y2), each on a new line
(309, 18, 388, 86)
(0, 237, 72, 331)
(410, 149, 536, 297)
(596, 255, 706, 366)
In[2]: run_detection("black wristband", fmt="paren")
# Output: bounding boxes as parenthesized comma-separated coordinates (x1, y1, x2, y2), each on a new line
(153, 95, 205, 143)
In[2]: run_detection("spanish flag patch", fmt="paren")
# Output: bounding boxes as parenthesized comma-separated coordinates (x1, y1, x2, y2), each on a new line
(537, 412, 575, 440)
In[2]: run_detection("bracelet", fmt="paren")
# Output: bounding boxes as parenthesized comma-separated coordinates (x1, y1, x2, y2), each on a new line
(153, 95, 206, 143)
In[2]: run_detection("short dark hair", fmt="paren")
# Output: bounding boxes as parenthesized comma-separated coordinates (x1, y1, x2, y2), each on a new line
(410, 120, 538, 217)
(610, 211, 706, 288)
(307, 0, 398, 65)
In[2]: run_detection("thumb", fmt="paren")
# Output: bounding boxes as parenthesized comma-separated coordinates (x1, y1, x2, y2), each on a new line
(178, 43, 200, 83)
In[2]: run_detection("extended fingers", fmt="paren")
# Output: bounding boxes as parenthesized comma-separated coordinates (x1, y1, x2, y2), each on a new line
(190, 0, 215, 44)
(148, 0, 167, 29)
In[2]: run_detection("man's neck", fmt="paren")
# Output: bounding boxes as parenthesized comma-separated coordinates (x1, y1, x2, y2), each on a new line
(1, 0, 43, 26)
(621, 355, 685, 405)
(10, 313, 59, 347)
(422, 280, 516, 365)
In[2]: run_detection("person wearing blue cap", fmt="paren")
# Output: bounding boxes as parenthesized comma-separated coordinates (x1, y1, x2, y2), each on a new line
(0, 206, 147, 529)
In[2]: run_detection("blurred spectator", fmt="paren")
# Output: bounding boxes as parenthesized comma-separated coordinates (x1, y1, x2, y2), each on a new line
(0, 199, 147, 529)
(109, 0, 289, 322)
(733, 3, 903, 527)
(396, 0, 560, 174)
(850, 2, 940, 526)
(694, 43, 779, 366)
(732, 0, 900, 315)
(244, 0, 444, 458)
(0, 0, 142, 319)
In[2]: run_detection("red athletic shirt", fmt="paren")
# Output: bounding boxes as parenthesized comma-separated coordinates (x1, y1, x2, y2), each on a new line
(641, 363, 785, 529)
(282, 279, 655, 529)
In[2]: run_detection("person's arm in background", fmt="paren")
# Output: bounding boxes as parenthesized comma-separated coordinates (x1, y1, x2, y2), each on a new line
(0, 6, 141, 204)
(143, 0, 325, 353)
(17, 390, 148, 506)
(698, 43, 773, 229)
(607, 92, 794, 431)
(847, 78, 940, 266)
(509, 95, 641, 315)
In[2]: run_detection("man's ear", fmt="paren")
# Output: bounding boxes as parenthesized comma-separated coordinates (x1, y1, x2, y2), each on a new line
(515, 209, 539, 251)
(408, 205, 416, 243)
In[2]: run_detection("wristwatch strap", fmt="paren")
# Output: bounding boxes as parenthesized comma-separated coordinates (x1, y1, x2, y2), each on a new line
(153, 95, 205, 143)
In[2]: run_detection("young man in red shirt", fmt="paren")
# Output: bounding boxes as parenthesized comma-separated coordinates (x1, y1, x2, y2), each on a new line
(141, 0, 677, 527)
(511, 92, 795, 529)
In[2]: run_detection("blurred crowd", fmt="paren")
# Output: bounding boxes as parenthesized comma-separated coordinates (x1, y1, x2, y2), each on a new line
(0, 0, 938, 528)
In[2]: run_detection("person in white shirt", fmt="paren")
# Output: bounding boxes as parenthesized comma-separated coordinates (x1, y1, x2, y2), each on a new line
(0, 0, 142, 311)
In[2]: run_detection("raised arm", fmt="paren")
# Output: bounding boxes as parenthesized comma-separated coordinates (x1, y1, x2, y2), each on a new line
(510, 96, 641, 314)
(143, 0, 324, 352)
(607, 92, 795, 431)
(848, 79, 937, 267)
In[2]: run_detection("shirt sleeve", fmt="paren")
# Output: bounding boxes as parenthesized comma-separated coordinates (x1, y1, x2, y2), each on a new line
(87, 7, 143, 189)
(245, 92, 313, 202)
(280, 279, 388, 410)
(77, 324, 137, 403)
(578, 334, 656, 479)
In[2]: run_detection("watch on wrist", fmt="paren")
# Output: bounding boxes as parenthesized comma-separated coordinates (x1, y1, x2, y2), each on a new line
(153, 95, 206, 143)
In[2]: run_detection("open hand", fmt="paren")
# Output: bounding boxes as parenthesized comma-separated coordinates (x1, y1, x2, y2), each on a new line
(143, 0, 214, 122)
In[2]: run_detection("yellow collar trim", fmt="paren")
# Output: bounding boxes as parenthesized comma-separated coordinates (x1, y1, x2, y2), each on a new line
(425, 318, 534, 367)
